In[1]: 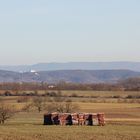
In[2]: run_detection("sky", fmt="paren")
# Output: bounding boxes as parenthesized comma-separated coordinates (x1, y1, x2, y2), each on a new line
(0, 0, 140, 65)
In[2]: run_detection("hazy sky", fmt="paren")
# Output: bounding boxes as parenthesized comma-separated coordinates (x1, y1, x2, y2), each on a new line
(0, 0, 140, 65)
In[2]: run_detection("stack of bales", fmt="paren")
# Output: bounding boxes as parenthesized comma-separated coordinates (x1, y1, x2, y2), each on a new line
(84, 113, 93, 126)
(44, 113, 53, 125)
(44, 113, 105, 126)
(59, 113, 72, 125)
(44, 112, 59, 125)
(97, 113, 105, 126)
(71, 113, 79, 125)
(51, 112, 60, 125)
(78, 113, 85, 125)
(92, 113, 99, 125)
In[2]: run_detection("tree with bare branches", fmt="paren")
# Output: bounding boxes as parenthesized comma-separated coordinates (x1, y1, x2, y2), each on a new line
(32, 97, 46, 112)
(45, 99, 79, 113)
(0, 103, 15, 124)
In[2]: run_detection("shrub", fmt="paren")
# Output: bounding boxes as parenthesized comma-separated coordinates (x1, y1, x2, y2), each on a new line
(4, 91, 12, 96)
(112, 95, 121, 98)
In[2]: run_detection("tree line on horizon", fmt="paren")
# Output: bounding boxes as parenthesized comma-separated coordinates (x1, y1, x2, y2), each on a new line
(0, 77, 139, 91)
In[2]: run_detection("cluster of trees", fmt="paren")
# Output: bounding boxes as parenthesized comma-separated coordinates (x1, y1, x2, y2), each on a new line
(0, 77, 140, 91)
(0, 90, 63, 97)
(119, 78, 140, 91)
(0, 82, 47, 91)
(23, 97, 79, 113)
(0, 96, 79, 124)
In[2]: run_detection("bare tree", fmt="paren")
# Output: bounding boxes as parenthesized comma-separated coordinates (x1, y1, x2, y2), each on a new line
(64, 100, 79, 113)
(45, 99, 79, 113)
(21, 103, 33, 112)
(45, 103, 58, 113)
(17, 96, 30, 103)
(32, 97, 46, 112)
(0, 103, 15, 124)
(45, 102, 65, 113)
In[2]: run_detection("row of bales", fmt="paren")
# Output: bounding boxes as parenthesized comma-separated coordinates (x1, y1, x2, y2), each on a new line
(44, 112, 105, 126)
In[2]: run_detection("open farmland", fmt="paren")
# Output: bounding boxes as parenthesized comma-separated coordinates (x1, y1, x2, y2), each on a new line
(0, 123, 140, 140)
(0, 90, 140, 140)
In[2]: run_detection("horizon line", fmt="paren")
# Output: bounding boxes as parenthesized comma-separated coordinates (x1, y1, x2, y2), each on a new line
(0, 61, 140, 66)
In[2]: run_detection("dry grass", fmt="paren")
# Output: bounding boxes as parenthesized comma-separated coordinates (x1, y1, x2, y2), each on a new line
(0, 90, 140, 140)
(0, 102, 139, 140)
(0, 123, 139, 140)
(60, 90, 140, 97)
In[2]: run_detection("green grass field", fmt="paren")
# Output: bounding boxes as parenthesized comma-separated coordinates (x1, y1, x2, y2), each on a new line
(0, 90, 140, 140)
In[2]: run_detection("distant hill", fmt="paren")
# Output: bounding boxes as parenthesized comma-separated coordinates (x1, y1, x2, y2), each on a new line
(0, 69, 140, 83)
(0, 62, 140, 72)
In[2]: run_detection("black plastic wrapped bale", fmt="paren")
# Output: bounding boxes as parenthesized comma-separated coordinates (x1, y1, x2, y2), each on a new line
(88, 114, 93, 126)
(84, 114, 93, 126)
(51, 113, 60, 125)
(65, 114, 72, 125)
(44, 114, 53, 125)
